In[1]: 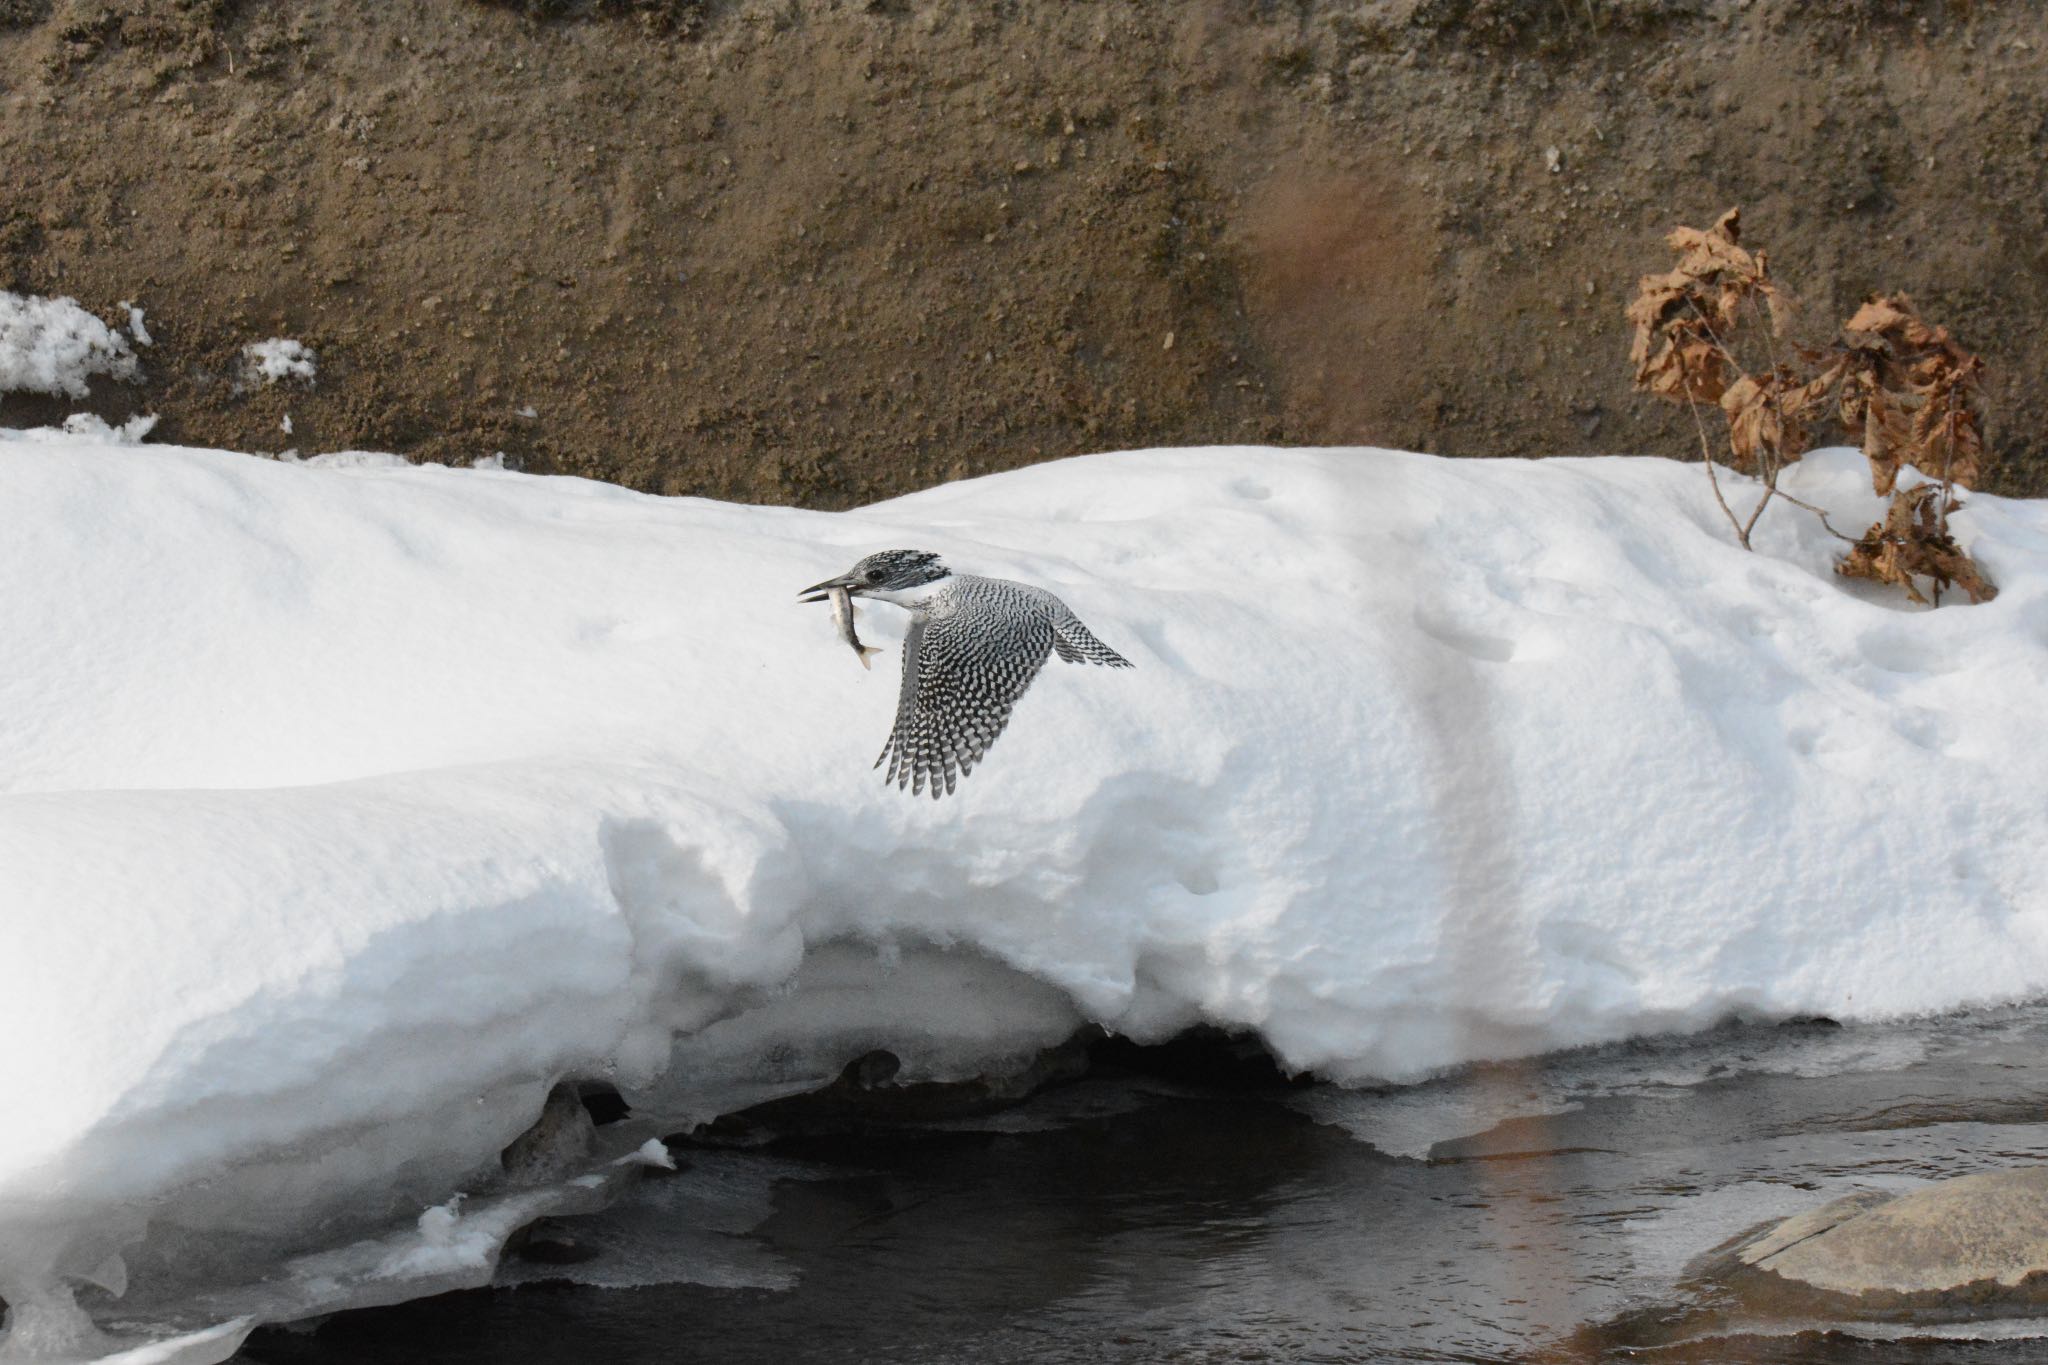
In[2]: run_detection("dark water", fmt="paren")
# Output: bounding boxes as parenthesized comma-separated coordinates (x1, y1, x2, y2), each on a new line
(239, 1009, 2048, 1365)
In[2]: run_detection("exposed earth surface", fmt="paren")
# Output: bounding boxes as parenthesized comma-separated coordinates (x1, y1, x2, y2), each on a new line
(3, 0, 2044, 505)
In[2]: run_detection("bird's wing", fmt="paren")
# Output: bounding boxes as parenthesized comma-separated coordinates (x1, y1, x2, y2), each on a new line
(876, 603, 1055, 799)
(1049, 612, 1134, 668)
(1008, 582, 1133, 668)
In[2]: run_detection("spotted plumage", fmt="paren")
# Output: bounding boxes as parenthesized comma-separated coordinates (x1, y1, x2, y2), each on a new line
(799, 551, 1132, 798)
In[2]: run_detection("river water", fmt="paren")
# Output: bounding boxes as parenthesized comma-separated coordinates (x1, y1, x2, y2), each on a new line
(239, 1007, 2048, 1364)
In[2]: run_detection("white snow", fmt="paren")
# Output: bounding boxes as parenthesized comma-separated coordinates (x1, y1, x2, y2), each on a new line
(0, 293, 139, 398)
(624, 1139, 677, 1171)
(119, 304, 151, 349)
(22, 414, 158, 445)
(276, 448, 406, 470)
(238, 338, 315, 386)
(3, 431, 2048, 1354)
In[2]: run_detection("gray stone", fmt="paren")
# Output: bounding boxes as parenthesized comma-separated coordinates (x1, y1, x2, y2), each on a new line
(1735, 1168, 2048, 1301)
(499, 1082, 597, 1184)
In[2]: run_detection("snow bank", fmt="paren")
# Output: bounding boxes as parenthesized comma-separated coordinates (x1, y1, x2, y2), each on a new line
(0, 294, 139, 398)
(3, 433, 2048, 1352)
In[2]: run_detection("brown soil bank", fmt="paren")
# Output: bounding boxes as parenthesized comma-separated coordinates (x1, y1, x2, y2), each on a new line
(2, 0, 2044, 505)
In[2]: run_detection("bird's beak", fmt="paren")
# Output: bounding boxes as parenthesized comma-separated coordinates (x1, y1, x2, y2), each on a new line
(797, 575, 854, 604)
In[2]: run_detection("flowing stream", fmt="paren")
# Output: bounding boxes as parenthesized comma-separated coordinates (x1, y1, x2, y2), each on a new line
(238, 1006, 2048, 1364)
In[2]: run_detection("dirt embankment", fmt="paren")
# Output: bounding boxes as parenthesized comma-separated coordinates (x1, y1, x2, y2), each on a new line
(2, 0, 2044, 505)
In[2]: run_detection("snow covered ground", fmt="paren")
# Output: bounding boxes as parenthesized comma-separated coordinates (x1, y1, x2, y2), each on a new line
(3, 429, 2048, 1359)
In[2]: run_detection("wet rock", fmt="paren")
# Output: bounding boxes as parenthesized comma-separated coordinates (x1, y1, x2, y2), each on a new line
(682, 1024, 1312, 1150)
(500, 1081, 597, 1182)
(507, 1225, 604, 1267)
(1716, 1167, 2048, 1317)
(688, 1033, 1095, 1145)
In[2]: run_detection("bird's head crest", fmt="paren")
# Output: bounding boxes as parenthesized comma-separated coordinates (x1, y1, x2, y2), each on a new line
(841, 549, 951, 595)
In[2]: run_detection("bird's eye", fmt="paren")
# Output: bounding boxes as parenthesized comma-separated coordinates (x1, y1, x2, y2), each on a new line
(865, 570, 883, 583)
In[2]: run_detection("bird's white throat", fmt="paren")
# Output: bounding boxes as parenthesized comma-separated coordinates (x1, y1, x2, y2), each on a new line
(868, 576, 953, 609)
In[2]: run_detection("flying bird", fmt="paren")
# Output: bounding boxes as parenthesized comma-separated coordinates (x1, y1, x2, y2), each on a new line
(799, 550, 1132, 798)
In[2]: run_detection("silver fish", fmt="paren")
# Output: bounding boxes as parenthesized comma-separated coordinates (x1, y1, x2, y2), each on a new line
(828, 584, 882, 670)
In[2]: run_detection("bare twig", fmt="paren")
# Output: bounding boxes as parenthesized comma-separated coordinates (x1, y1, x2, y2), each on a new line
(1684, 386, 1749, 549)
(1743, 292, 1792, 546)
(1683, 296, 1777, 543)
(1770, 488, 1858, 543)
(1937, 411, 1956, 542)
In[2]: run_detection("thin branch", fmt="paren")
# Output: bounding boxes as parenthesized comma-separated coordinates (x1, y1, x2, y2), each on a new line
(1741, 291, 1795, 546)
(1769, 488, 1858, 543)
(1739, 473, 1775, 545)
(1682, 296, 1776, 545)
(1681, 380, 1748, 549)
(1936, 408, 1956, 542)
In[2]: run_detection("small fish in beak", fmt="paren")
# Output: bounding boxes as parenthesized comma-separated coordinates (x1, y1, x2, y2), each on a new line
(826, 585, 882, 670)
(798, 575, 880, 668)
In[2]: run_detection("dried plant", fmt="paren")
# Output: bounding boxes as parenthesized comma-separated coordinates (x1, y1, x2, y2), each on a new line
(1836, 483, 1997, 606)
(1627, 209, 1996, 605)
(1627, 208, 1774, 412)
(1834, 296, 1987, 499)
(1627, 209, 1813, 549)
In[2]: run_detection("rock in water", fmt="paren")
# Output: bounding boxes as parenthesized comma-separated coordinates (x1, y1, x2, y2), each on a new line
(499, 1083, 597, 1184)
(1724, 1168, 2048, 1313)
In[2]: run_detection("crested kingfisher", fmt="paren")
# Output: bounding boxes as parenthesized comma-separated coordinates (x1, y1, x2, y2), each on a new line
(799, 550, 1132, 798)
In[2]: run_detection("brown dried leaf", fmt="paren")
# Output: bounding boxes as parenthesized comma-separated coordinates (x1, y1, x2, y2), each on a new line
(1628, 279, 1727, 396)
(1718, 366, 1836, 472)
(1832, 293, 1988, 494)
(1638, 333, 1728, 404)
(1841, 295, 1922, 344)
(1778, 366, 1839, 421)
(1835, 484, 1998, 605)
(1667, 208, 1754, 278)
(1628, 207, 1778, 413)
(1719, 374, 1774, 473)
(1911, 379, 1985, 489)
(1856, 382, 1916, 496)
(1842, 294, 1952, 356)
(1626, 270, 1696, 337)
